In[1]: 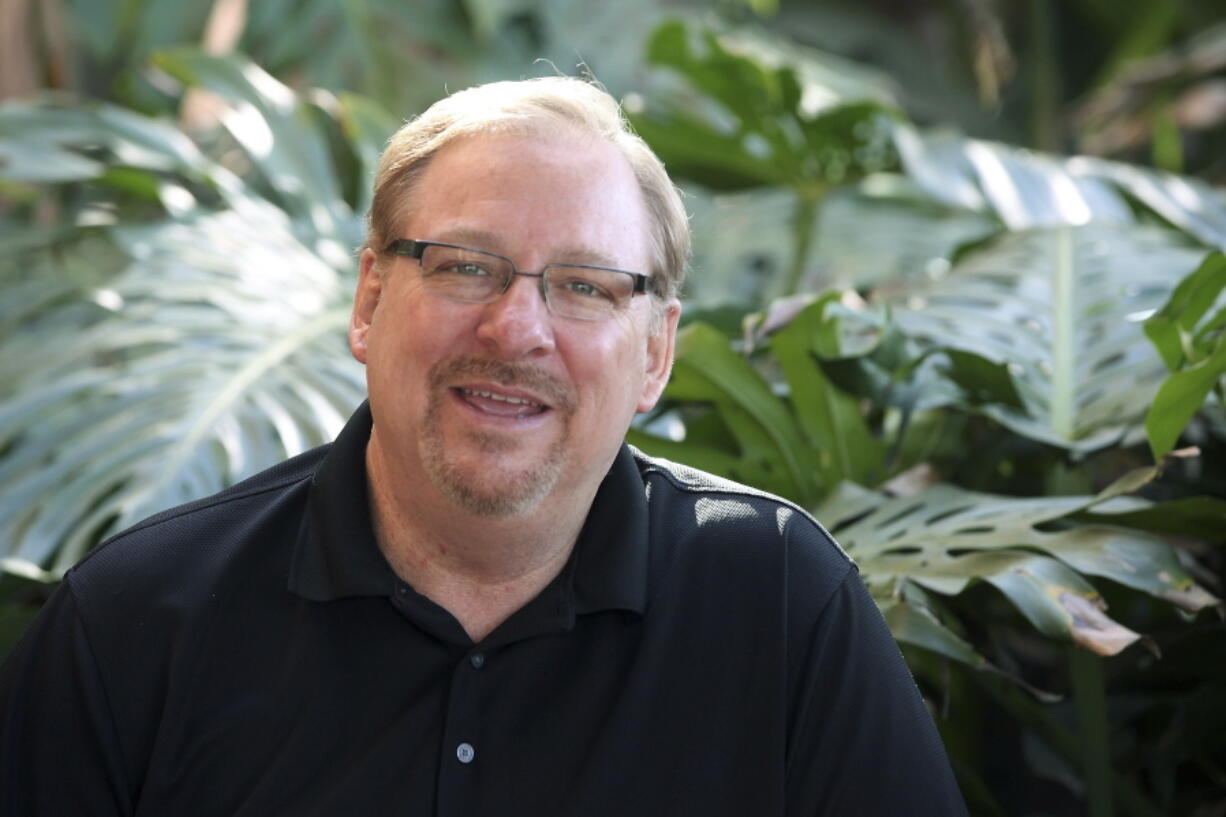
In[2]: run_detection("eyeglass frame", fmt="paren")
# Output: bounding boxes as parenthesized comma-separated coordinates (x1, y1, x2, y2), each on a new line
(383, 238, 652, 319)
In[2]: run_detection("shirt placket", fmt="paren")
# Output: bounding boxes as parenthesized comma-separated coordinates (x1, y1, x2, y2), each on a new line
(435, 646, 491, 816)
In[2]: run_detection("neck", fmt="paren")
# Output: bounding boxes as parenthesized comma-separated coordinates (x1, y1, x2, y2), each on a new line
(364, 429, 598, 642)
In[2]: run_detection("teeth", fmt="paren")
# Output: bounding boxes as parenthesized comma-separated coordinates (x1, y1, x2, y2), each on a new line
(462, 388, 542, 407)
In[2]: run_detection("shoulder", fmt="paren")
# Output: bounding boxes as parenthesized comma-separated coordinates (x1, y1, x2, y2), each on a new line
(630, 446, 855, 604)
(66, 444, 328, 607)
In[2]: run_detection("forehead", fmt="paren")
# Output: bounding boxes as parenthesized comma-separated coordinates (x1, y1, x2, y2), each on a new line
(402, 129, 652, 272)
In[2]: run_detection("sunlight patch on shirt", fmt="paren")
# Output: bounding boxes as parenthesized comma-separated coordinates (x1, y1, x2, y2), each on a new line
(775, 506, 794, 536)
(694, 496, 762, 528)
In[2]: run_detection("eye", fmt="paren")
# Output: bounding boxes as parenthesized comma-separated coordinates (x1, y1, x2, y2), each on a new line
(560, 276, 615, 301)
(437, 261, 492, 277)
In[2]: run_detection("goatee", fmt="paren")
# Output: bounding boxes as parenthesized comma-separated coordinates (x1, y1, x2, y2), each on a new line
(420, 356, 575, 517)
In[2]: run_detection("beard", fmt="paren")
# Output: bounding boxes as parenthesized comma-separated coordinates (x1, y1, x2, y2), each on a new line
(419, 356, 575, 517)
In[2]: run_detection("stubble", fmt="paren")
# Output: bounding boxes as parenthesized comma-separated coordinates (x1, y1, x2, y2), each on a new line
(420, 356, 575, 517)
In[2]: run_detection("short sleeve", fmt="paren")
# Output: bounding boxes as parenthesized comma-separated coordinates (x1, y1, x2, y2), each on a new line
(0, 579, 133, 816)
(785, 568, 968, 816)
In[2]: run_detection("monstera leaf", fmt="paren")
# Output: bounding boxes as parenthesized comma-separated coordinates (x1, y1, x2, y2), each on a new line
(880, 224, 1208, 451)
(0, 208, 364, 581)
(153, 48, 367, 264)
(894, 125, 1134, 228)
(0, 55, 388, 580)
(816, 478, 1219, 659)
(895, 125, 1226, 250)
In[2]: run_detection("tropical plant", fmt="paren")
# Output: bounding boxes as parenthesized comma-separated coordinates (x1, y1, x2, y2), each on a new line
(629, 19, 900, 301)
(3, 7, 1226, 815)
(1144, 252, 1226, 459)
(628, 19, 1226, 815)
(0, 52, 384, 587)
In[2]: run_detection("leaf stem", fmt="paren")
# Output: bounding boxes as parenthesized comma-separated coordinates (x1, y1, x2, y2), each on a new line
(1027, 0, 1061, 152)
(136, 305, 352, 516)
(1050, 227, 1076, 440)
(1069, 647, 1113, 817)
(970, 671, 1164, 817)
(782, 189, 821, 298)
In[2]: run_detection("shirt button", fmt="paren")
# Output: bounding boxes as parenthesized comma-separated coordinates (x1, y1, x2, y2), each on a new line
(469, 653, 485, 669)
(456, 742, 475, 764)
(396, 584, 408, 597)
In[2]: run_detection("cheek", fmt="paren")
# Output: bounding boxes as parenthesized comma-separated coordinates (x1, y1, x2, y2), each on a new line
(571, 337, 648, 407)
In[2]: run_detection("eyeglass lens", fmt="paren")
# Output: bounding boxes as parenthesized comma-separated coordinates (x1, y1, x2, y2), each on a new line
(418, 244, 636, 321)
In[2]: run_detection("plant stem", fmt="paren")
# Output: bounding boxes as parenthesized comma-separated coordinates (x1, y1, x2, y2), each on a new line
(1069, 647, 1113, 817)
(1028, 0, 1061, 151)
(782, 189, 821, 298)
(970, 672, 1164, 817)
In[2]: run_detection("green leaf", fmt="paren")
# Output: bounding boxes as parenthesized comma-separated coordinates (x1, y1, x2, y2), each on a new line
(625, 429, 743, 477)
(816, 481, 1219, 654)
(807, 180, 998, 290)
(894, 126, 1133, 226)
(152, 49, 360, 259)
(0, 138, 104, 182)
(645, 21, 791, 137)
(883, 224, 1207, 451)
(336, 92, 400, 217)
(0, 210, 365, 578)
(1145, 333, 1226, 458)
(896, 126, 1226, 250)
(655, 322, 823, 503)
(1075, 157, 1226, 249)
(880, 595, 986, 668)
(1143, 251, 1226, 370)
(1075, 495, 1226, 545)
(460, 0, 541, 42)
(742, 0, 778, 15)
(936, 348, 1025, 408)
(768, 294, 884, 486)
(1036, 524, 1219, 613)
(634, 20, 899, 193)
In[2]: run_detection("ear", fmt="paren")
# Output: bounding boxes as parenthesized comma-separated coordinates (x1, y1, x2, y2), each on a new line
(636, 298, 681, 413)
(349, 248, 383, 364)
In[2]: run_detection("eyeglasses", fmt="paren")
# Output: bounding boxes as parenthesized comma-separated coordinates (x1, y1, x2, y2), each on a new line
(385, 239, 651, 322)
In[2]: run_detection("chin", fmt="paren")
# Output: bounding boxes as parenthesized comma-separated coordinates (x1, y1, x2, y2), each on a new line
(421, 433, 568, 518)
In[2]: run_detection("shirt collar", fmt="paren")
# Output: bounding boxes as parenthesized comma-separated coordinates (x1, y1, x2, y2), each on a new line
(288, 401, 649, 618)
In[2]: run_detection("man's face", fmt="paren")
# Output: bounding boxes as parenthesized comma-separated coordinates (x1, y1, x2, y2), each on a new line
(350, 128, 680, 517)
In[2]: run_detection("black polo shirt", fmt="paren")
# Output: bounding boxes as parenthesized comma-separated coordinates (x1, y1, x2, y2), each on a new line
(0, 402, 966, 816)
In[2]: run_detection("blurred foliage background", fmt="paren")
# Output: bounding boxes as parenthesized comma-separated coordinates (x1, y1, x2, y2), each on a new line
(2, 0, 1226, 815)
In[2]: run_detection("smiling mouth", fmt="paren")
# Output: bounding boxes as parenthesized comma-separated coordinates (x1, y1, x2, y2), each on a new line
(456, 387, 549, 418)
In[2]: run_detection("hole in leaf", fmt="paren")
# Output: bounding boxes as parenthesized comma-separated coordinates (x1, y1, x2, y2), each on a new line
(1092, 352, 1125, 373)
(1078, 387, 1104, 407)
(828, 508, 874, 535)
(876, 502, 925, 529)
(880, 545, 921, 555)
(925, 504, 974, 525)
(952, 525, 995, 535)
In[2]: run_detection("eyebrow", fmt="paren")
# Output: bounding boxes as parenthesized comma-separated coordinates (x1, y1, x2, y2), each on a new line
(428, 227, 626, 270)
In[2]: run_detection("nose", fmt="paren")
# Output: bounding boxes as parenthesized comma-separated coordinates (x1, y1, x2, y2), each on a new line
(474, 273, 556, 359)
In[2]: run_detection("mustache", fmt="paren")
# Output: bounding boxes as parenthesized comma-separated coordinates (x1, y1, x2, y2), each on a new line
(429, 357, 576, 412)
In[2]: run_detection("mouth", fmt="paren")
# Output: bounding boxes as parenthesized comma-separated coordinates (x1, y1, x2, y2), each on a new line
(431, 357, 574, 423)
(454, 385, 550, 418)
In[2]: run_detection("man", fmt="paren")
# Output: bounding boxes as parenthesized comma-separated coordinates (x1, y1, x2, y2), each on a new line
(0, 78, 967, 815)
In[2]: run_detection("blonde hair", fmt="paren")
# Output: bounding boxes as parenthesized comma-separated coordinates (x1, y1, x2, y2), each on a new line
(365, 77, 688, 301)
